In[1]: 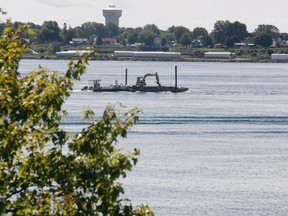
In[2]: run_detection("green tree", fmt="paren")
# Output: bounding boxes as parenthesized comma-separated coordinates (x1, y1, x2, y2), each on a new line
(39, 21, 61, 42)
(96, 35, 103, 45)
(254, 24, 279, 47)
(280, 33, 288, 41)
(117, 27, 141, 45)
(61, 23, 75, 44)
(127, 31, 139, 44)
(75, 22, 107, 39)
(0, 22, 6, 33)
(0, 21, 153, 216)
(180, 32, 192, 47)
(139, 30, 156, 46)
(228, 21, 248, 41)
(160, 31, 174, 45)
(211, 20, 230, 44)
(127, 28, 141, 44)
(143, 24, 160, 36)
(172, 26, 190, 43)
(254, 24, 279, 38)
(224, 35, 240, 48)
(192, 27, 208, 40)
(160, 37, 168, 47)
(254, 32, 273, 47)
(202, 34, 213, 47)
(73, 26, 83, 38)
(211, 20, 248, 48)
(105, 23, 119, 38)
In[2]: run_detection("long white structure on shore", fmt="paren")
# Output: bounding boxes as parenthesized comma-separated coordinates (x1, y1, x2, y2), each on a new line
(271, 54, 288, 60)
(55, 50, 92, 57)
(113, 51, 181, 59)
(204, 52, 235, 58)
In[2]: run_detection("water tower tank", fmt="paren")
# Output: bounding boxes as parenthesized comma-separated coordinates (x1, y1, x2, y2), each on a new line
(103, 6, 122, 27)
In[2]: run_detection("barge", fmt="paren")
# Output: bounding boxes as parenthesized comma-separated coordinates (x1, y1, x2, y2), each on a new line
(82, 66, 188, 93)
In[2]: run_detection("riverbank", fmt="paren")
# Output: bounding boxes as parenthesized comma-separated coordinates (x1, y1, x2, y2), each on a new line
(21, 53, 288, 63)
(24, 45, 288, 63)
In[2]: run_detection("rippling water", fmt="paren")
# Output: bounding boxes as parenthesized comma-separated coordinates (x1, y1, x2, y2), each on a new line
(19, 60, 288, 215)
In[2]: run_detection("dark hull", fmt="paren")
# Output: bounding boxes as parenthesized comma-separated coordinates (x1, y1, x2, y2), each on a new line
(92, 86, 188, 93)
(93, 87, 130, 92)
(130, 86, 188, 93)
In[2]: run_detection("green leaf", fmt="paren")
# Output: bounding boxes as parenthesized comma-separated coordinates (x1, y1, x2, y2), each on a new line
(0, 21, 153, 215)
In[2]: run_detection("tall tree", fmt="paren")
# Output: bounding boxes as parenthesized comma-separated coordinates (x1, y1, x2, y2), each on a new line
(254, 24, 279, 37)
(202, 35, 213, 47)
(192, 27, 208, 40)
(105, 23, 119, 38)
(39, 21, 61, 42)
(78, 22, 106, 38)
(254, 32, 273, 47)
(172, 26, 190, 43)
(180, 32, 192, 47)
(127, 29, 140, 44)
(211, 20, 248, 47)
(228, 21, 248, 41)
(0, 21, 153, 216)
(254, 24, 280, 46)
(61, 22, 68, 43)
(211, 20, 230, 44)
(143, 24, 160, 35)
(96, 35, 103, 45)
(139, 30, 156, 46)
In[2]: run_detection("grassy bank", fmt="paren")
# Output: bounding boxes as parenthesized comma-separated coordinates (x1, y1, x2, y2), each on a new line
(23, 44, 288, 63)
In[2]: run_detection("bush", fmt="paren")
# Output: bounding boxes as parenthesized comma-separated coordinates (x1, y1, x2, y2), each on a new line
(0, 21, 153, 216)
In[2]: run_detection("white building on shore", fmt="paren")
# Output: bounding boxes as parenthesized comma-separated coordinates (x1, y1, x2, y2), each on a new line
(55, 50, 91, 58)
(113, 51, 181, 59)
(204, 52, 235, 59)
(271, 54, 288, 60)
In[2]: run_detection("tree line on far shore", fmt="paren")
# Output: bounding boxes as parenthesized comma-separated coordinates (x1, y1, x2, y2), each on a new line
(1, 19, 287, 51)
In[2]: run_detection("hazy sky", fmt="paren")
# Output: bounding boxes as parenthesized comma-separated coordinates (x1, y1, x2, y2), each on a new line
(1, 0, 288, 33)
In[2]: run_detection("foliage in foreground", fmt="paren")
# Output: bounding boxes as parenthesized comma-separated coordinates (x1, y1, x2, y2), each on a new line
(0, 21, 153, 215)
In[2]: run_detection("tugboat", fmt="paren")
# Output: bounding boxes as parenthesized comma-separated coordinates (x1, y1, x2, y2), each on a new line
(82, 66, 188, 93)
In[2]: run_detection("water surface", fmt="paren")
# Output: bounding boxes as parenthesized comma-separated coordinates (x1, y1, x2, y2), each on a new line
(19, 60, 288, 215)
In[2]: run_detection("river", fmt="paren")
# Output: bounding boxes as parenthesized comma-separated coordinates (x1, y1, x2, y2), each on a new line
(19, 60, 288, 215)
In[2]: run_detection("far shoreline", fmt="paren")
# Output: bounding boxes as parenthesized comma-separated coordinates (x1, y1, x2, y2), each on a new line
(21, 54, 288, 63)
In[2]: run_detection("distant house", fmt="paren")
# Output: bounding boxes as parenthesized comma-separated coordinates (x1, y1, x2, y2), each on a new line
(93, 37, 117, 45)
(273, 38, 288, 47)
(192, 40, 203, 48)
(101, 38, 117, 45)
(69, 38, 88, 46)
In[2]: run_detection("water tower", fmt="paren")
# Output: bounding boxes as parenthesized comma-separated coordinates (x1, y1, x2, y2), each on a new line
(103, 5, 122, 27)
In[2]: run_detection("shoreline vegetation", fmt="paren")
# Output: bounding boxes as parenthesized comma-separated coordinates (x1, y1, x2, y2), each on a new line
(3, 18, 288, 64)
(22, 47, 288, 63)
(9, 19, 288, 64)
